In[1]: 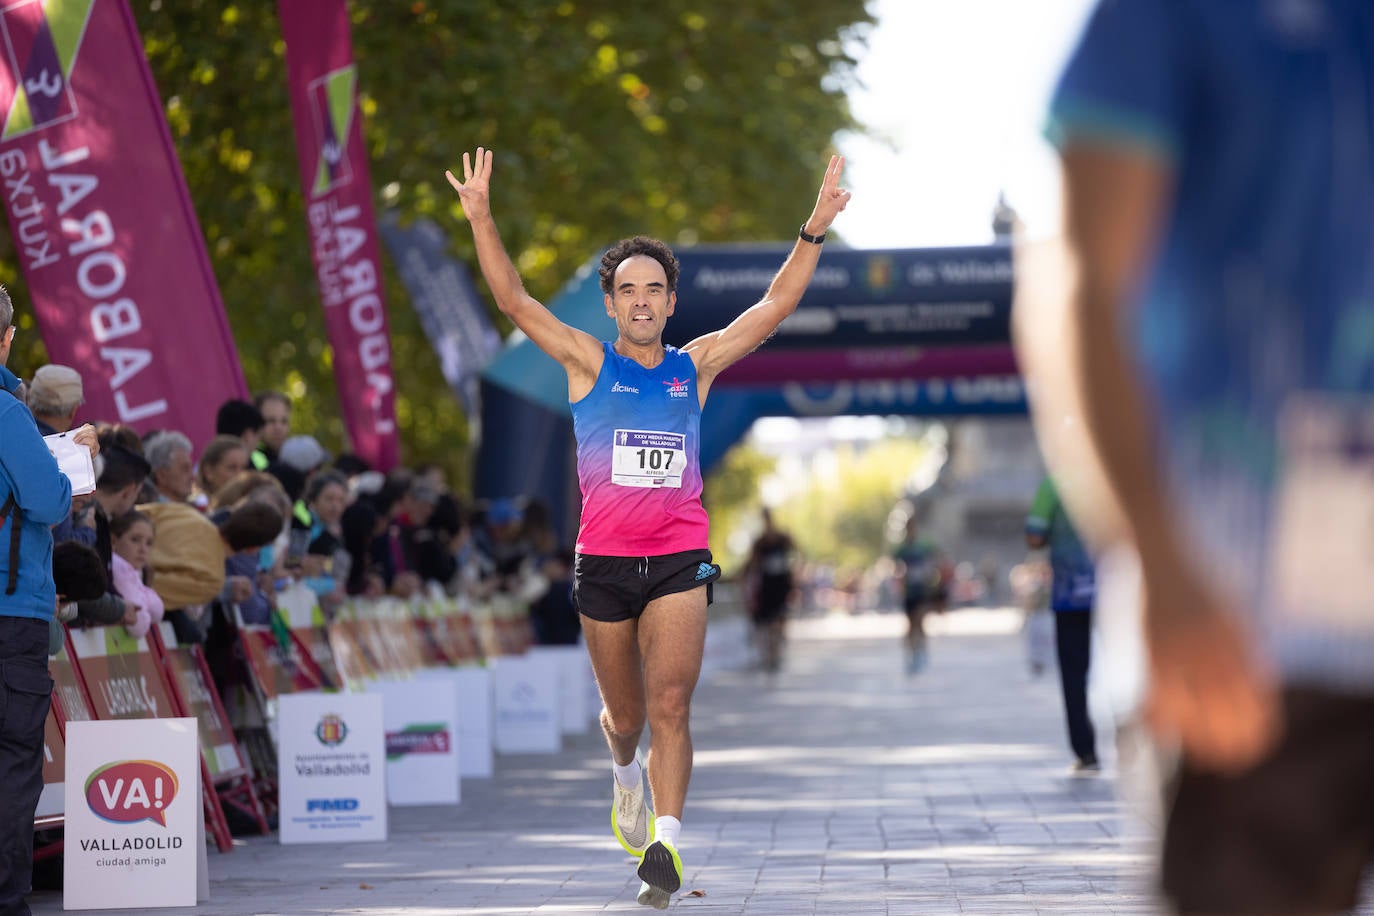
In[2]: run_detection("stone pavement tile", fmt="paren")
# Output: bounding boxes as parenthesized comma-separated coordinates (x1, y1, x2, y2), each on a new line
(758, 864, 823, 878)
(810, 898, 889, 914)
(738, 902, 816, 916)
(882, 899, 964, 916)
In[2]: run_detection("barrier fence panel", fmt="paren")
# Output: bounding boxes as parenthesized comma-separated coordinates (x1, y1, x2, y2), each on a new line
(154, 623, 270, 837)
(33, 703, 67, 864)
(49, 639, 94, 724)
(414, 613, 482, 667)
(237, 624, 334, 705)
(324, 617, 382, 686)
(66, 625, 177, 721)
(34, 628, 103, 856)
(66, 624, 235, 853)
(235, 616, 335, 814)
(292, 625, 343, 689)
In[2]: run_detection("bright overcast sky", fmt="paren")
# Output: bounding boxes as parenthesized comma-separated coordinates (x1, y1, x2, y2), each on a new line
(835, 0, 1096, 249)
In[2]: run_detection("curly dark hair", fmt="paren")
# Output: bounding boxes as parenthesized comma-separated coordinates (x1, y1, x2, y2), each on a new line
(598, 236, 679, 295)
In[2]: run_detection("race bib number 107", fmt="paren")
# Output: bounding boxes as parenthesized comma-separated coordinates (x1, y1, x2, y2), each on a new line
(611, 429, 686, 488)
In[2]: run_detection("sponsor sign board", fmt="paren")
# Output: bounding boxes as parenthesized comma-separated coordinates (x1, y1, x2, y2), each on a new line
(277, 691, 387, 843)
(63, 717, 200, 909)
(374, 678, 460, 806)
(490, 655, 560, 754)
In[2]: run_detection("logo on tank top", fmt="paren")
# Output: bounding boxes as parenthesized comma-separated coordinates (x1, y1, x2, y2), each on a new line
(663, 377, 691, 399)
(611, 381, 639, 394)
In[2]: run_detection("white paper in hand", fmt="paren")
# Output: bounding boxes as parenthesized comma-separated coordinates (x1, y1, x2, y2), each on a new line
(43, 433, 95, 496)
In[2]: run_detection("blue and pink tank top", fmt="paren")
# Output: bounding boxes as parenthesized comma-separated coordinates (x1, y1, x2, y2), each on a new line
(571, 343, 709, 556)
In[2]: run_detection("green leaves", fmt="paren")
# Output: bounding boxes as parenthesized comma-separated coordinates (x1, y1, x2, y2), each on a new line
(3, 0, 872, 486)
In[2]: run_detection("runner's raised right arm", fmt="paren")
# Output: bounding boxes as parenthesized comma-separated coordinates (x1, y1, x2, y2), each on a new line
(447, 147, 603, 394)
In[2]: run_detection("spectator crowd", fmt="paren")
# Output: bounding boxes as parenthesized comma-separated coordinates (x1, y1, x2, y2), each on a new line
(7, 361, 579, 694)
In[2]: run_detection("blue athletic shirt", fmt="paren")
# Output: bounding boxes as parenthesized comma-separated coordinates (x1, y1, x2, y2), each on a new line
(570, 343, 709, 556)
(1049, 0, 1374, 688)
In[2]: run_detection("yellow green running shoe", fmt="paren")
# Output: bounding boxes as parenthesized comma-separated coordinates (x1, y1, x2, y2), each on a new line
(635, 840, 682, 909)
(611, 755, 653, 856)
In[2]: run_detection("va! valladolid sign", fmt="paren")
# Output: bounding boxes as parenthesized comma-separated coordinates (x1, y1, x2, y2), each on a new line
(63, 717, 201, 910)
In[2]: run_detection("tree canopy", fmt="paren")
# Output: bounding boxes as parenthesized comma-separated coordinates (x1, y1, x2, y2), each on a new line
(0, 1, 873, 485)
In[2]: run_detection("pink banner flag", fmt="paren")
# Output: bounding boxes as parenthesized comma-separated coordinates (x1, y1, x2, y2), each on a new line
(0, 0, 246, 446)
(278, 0, 398, 471)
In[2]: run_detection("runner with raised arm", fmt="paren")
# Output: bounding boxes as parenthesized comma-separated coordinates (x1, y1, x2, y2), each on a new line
(447, 148, 849, 909)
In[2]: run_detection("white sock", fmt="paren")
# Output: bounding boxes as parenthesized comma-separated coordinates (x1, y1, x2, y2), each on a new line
(613, 757, 641, 789)
(655, 815, 681, 848)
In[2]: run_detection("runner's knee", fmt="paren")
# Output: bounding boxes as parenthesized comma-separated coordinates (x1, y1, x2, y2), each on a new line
(601, 704, 645, 738)
(646, 684, 692, 730)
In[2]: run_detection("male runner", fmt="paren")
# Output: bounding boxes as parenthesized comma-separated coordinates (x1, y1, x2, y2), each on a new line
(447, 148, 849, 909)
(744, 508, 797, 673)
(891, 515, 946, 674)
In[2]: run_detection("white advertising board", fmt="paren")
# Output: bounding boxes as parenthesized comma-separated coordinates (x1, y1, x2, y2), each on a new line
(415, 666, 494, 778)
(528, 645, 592, 735)
(453, 666, 494, 777)
(277, 691, 387, 844)
(374, 678, 460, 806)
(63, 718, 200, 910)
(491, 654, 560, 754)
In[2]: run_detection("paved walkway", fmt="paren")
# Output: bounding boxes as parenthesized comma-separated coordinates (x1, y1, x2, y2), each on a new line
(21, 609, 1267, 914)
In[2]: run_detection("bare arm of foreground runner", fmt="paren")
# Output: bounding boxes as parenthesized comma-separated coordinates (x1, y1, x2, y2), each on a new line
(1014, 142, 1279, 774)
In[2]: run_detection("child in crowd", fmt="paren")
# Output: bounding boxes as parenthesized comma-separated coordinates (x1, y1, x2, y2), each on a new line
(109, 509, 165, 638)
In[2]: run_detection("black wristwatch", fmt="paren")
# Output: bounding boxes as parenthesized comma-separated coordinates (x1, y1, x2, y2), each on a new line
(798, 224, 826, 244)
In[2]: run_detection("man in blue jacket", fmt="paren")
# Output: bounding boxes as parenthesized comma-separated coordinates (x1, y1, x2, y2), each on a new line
(0, 297, 18, 398)
(0, 286, 85, 916)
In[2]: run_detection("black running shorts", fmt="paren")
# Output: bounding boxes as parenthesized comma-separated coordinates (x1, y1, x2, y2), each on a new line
(1161, 688, 1374, 914)
(574, 549, 720, 623)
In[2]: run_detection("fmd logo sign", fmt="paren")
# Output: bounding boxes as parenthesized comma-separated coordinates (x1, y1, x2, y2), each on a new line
(306, 798, 359, 812)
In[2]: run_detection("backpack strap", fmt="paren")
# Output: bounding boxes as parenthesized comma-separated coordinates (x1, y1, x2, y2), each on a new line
(0, 493, 19, 596)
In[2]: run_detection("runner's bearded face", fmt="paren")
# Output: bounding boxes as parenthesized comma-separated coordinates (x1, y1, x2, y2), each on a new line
(607, 255, 675, 347)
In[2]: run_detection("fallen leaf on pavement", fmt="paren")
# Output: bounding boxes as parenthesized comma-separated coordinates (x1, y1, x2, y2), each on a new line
(686, 889, 706, 897)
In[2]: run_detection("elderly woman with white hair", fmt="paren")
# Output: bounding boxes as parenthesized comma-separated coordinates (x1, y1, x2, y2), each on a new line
(144, 429, 194, 504)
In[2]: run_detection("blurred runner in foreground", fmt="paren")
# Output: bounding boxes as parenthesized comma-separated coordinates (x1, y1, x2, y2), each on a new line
(1019, 2, 1374, 912)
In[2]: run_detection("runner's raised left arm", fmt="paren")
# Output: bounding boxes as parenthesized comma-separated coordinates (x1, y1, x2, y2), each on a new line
(686, 155, 850, 386)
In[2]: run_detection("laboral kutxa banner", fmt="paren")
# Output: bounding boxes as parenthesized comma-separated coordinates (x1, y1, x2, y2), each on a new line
(278, 0, 398, 470)
(0, 0, 247, 448)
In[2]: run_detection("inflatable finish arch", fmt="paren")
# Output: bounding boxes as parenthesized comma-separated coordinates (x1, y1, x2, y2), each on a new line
(476, 244, 1022, 537)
